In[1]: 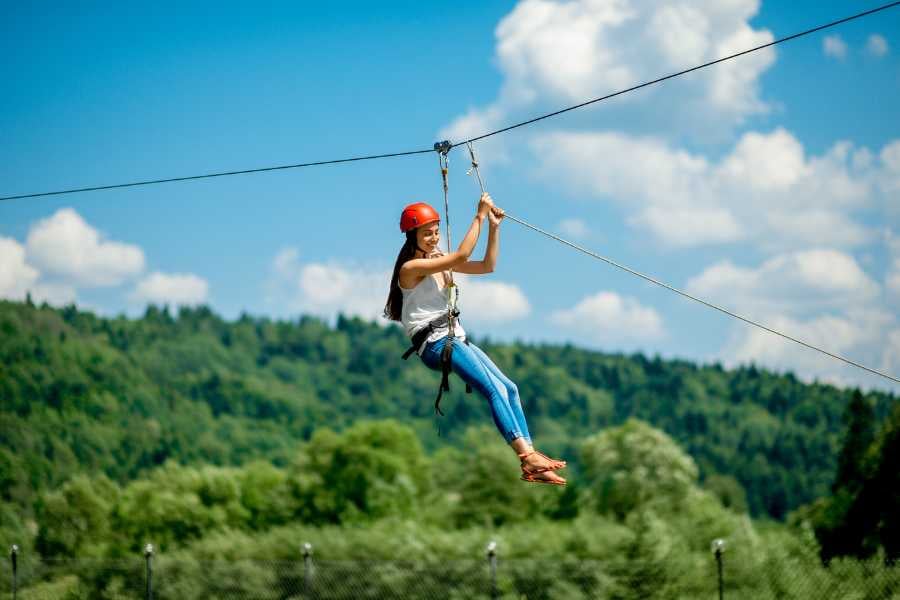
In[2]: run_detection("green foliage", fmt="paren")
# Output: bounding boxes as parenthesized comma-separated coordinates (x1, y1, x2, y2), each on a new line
(581, 420, 699, 519)
(833, 390, 877, 494)
(2, 298, 897, 534)
(35, 474, 119, 558)
(8, 417, 900, 598)
(808, 400, 900, 561)
(294, 419, 430, 524)
(703, 474, 749, 514)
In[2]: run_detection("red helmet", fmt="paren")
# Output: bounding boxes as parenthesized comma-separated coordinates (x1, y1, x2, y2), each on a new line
(400, 202, 440, 233)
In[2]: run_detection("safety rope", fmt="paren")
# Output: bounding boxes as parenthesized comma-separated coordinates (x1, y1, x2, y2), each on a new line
(463, 142, 900, 386)
(434, 141, 459, 318)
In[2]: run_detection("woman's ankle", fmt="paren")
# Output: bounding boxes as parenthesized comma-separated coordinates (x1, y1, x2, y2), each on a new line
(510, 436, 532, 456)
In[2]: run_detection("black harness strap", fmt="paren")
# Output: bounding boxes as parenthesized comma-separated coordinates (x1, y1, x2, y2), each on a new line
(401, 313, 472, 418)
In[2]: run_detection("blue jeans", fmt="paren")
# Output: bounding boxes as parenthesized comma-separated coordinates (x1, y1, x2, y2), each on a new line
(420, 336, 532, 444)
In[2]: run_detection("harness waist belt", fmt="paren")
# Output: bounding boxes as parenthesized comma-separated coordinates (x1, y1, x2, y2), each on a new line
(401, 312, 472, 421)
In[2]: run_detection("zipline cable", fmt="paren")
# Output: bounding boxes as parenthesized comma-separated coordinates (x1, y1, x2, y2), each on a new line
(461, 0, 900, 145)
(3, 1, 899, 203)
(0, 148, 434, 202)
(464, 142, 900, 386)
(503, 212, 900, 386)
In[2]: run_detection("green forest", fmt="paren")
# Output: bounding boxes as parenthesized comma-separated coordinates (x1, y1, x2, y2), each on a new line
(1, 299, 898, 598)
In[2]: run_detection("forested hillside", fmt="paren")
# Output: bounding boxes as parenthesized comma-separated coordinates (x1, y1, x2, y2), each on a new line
(1, 299, 896, 523)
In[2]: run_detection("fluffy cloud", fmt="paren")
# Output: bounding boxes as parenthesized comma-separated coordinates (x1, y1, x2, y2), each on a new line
(886, 231, 900, 302)
(268, 248, 531, 324)
(25, 208, 144, 287)
(454, 273, 531, 323)
(2, 208, 209, 310)
(879, 140, 900, 196)
(884, 330, 900, 378)
(533, 127, 887, 249)
(686, 249, 880, 316)
(0, 237, 39, 300)
(550, 290, 664, 343)
(0, 236, 77, 305)
(724, 309, 898, 390)
(687, 248, 899, 391)
(823, 35, 848, 60)
(271, 249, 390, 321)
(866, 34, 889, 58)
(441, 0, 774, 145)
(131, 272, 209, 306)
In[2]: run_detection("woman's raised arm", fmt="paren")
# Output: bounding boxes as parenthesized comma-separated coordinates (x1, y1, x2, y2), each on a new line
(401, 194, 494, 278)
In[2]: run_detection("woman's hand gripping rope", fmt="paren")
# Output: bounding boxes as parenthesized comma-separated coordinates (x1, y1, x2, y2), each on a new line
(488, 205, 505, 227)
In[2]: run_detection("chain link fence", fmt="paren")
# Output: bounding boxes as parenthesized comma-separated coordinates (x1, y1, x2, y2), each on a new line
(6, 542, 900, 599)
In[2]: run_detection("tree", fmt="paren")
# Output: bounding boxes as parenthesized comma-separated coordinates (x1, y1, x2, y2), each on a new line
(832, 390, 876, 493)
(812, 396, 898, 562)
(580, 420, 699, 519)
(293, 420, 430, 523)
(35, 474, 119, 557)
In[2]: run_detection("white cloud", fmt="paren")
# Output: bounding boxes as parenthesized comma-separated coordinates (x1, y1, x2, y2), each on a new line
(886, 231, 900, 302)
(823, 35, 848, 60)
(0, 236, 76, 305)
(531, 129, 742, 245)
(454, 273, 531, 323)
(889, 269, 900, 301)
(879, 140, 900, 196)
(3, 208, 207, 311)
(686, 249, 880, 316)
(866, 34, 889, 57)
(883, 329, 900, 377)
(533, 128, 886, 249)
(30, 282, 78, 306)
(267, 247, 393, 321)
(301, 263, 387, 321)
(441, 0, 775, 144)
(25, 208, 144, 287)
(724, 309, 898, 390)
(687, 248, 899, 391)
(550, 290, 664, 342)
(556, 218, 591, 239)
(0, 237, 39, 300)
(267, 248, 531, 324)
(131, 272, 209, 306)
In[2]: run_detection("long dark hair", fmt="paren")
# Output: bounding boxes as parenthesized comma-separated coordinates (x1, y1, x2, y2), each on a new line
(384, 230, 419, 321)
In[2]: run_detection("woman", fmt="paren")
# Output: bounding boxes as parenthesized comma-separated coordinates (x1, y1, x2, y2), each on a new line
(384, 193, 567, 485)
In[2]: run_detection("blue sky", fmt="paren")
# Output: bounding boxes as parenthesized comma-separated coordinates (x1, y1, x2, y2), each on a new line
(2, 1, 899, 392)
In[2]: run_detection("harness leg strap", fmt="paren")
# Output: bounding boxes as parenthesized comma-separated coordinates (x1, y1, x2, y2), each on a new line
(435, 337, 453, 416)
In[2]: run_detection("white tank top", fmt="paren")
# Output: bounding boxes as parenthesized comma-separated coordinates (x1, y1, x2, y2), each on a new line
(400, 273, 467, 354)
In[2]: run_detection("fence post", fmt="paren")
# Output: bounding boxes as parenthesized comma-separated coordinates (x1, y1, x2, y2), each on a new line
(711, 539, 726, 600)
(302, 542, 313, 597)
(9, 545, 18, 600)
(144, 543, 154, 600)
(486, 540, 498, 599)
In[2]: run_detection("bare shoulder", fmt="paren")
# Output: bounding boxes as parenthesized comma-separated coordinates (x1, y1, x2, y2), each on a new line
(398, 264, 425, 290)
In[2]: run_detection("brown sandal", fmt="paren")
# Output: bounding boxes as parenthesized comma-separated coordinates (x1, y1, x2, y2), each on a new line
(520, 470, 567, 486)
